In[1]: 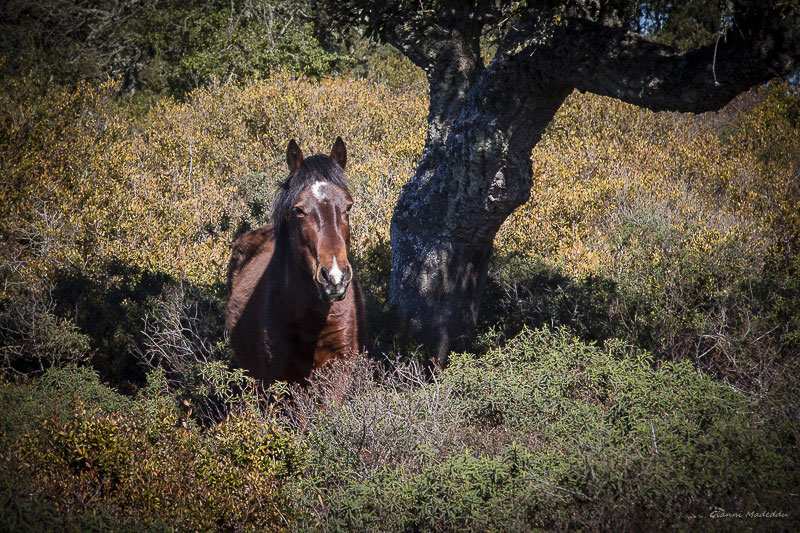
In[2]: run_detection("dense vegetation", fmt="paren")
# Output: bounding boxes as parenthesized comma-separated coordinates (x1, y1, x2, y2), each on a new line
(1, 11, 799, 530)
(0, 0, 351, 98)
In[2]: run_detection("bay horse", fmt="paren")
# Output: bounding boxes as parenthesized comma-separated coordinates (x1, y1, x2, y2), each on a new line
(226, 137, 365, 387)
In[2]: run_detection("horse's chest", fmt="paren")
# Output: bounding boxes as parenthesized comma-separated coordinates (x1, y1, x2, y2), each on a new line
(292, 317, 353, 368)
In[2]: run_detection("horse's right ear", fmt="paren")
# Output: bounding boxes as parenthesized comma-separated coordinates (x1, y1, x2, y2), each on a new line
(286, 139, 303, 173)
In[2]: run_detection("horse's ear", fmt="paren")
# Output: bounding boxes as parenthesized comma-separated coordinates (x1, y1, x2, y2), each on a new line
(286, 139, 303, 173)
(330, 136, 347, 170)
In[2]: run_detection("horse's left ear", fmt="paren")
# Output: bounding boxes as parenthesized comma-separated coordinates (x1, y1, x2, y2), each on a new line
(330, 136, 347, 170)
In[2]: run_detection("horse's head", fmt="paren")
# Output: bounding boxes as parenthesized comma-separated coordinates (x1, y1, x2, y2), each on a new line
(274, 137, 354, 302)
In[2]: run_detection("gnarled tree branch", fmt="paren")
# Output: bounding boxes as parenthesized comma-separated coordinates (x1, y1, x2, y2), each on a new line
(524, 3, 800, 112)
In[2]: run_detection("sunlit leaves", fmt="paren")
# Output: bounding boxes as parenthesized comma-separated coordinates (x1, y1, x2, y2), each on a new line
(0, 73, 427, 286)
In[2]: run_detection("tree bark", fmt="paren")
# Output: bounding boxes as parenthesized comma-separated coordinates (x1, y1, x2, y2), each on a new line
(390, 31, 572, 364)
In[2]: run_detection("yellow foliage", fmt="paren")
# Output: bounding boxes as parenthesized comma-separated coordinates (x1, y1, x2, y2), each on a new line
(498, 87, 799, 289)
(0, 73, 427, 285)
(2, 72, 796, 301)
(18, 396, 302, 530)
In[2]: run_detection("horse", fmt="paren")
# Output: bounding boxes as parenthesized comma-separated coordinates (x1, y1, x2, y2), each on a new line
(225, 137, 365, 387)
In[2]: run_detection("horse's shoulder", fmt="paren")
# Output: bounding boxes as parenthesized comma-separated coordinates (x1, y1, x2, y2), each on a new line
(227, 224, 275, 290)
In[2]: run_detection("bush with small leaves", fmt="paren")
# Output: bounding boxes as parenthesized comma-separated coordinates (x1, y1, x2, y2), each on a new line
(287, 329, 798, 531)
(1, 366, 305, 531)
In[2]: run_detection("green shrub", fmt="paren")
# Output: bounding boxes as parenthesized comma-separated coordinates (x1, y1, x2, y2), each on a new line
(0, 366, 130, 447)
(291, 329, 799, 531)
(483, 238, 800, 398)
(0, 0, 351, 97)
(480, 254, 621, 350)
(1, 367, 305, 532)
(492, 84, 799, 394)
(0, 302, 90, 373)
(0, 270, 91, 374)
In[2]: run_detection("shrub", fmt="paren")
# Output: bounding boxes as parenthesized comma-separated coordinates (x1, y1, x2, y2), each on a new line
(288, 329, 799, 531)
(284, 355, 459, 477)
(1, 367, 305, 531)
(135, 282, 238, 423)
(0, 72, 426, 287)
(0, 0, 351, 97)
(480, 253, 622, 350)
(0, 284, 90, 373)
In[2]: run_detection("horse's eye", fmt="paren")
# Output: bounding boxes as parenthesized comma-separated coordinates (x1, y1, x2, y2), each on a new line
(293, 206, 306, 217)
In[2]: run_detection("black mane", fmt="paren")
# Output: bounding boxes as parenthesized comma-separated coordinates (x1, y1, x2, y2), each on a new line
(272, 154, 349, 243)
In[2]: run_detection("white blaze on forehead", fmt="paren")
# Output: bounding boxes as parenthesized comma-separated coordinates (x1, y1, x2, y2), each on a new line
(329, 257, 343, 285)
(310, 181, 327, 200)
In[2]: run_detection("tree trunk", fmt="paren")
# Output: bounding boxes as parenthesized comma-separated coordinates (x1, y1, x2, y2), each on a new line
(390, 48, 571, 364)
(381, 4, 800, 366)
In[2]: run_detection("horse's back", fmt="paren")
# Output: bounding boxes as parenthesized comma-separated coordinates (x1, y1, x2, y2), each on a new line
(226, 224, 275, 335)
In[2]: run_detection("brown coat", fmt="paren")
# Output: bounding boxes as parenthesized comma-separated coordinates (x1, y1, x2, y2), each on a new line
(225, 140, 365, 386)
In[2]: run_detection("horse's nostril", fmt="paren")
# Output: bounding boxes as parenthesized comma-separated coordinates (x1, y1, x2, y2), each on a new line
(319, 266, 330, 283)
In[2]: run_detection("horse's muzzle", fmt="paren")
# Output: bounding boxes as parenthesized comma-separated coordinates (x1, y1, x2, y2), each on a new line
(316, 263, 352, 303)
(321, 287, 347, 302)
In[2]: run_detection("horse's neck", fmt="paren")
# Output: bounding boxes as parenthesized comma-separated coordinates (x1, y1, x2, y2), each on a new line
(270, 247, 329, 321)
